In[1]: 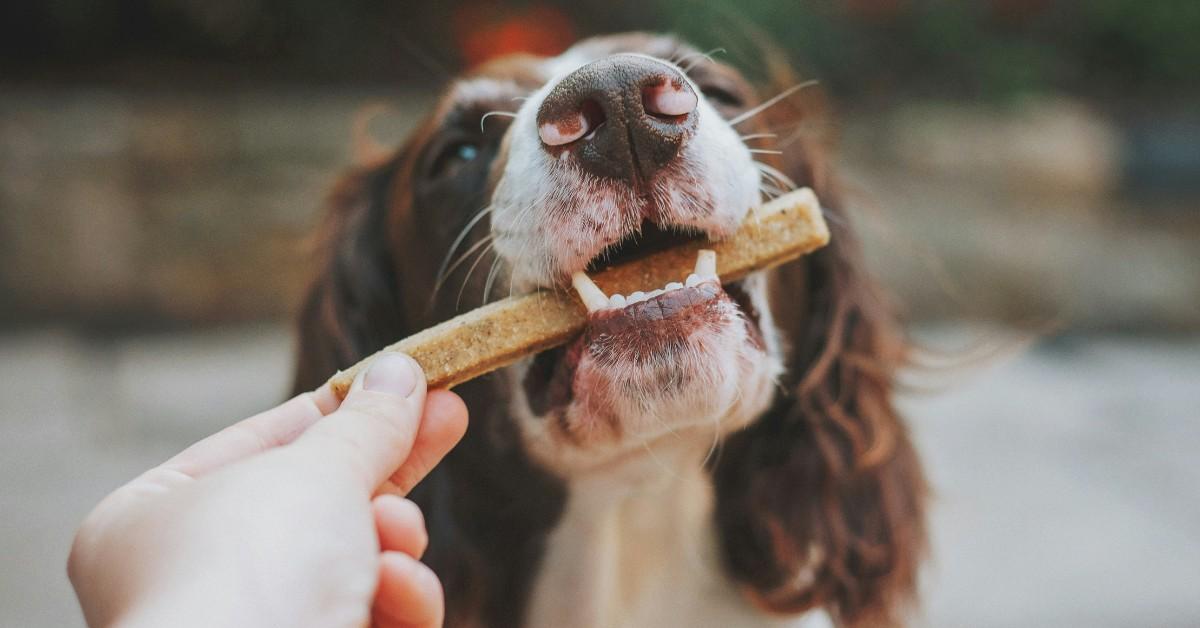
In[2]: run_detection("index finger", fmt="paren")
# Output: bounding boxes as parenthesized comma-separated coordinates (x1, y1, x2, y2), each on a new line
(160, 383, 342, 478)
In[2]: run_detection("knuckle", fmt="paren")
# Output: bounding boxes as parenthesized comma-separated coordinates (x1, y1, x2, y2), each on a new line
(343, 394, 415, 428)
(339, 404, 412, 443)
(302, 427, 374, 479)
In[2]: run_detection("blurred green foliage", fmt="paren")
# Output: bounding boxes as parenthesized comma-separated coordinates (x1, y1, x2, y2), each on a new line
(664, 0, 1200, 102)
(2, 0, 1196, 103)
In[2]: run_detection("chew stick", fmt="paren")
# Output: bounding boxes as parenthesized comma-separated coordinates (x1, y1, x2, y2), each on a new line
(327, 187, 829, 398)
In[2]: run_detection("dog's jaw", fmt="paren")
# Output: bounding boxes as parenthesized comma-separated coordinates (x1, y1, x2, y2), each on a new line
(486, 43, 779, 474)
(505, 271, 784, 473)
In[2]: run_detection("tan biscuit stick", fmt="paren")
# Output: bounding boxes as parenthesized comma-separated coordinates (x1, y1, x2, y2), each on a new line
(327, 187, 829, 398)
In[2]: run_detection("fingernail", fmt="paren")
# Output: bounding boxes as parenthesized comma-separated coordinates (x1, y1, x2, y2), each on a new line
(363, 353, 419, 397)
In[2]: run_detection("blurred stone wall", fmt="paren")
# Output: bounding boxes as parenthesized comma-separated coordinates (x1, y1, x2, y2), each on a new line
(2, 88, 1197, 331)
(843, 97, 1200, 332)
(0, 87, 427, 326)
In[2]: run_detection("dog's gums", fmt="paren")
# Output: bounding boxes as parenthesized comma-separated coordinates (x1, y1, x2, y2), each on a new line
(570, 249, 717, 312)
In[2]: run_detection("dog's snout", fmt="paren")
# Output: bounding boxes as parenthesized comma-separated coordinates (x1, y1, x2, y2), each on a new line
(536, 54, 697, 184)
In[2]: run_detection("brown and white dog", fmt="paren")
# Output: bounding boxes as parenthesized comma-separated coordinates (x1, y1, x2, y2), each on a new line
(293, 33, 926, 628)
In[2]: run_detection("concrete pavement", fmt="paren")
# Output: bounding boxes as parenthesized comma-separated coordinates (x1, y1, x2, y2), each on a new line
(2, 324, 1197, 627)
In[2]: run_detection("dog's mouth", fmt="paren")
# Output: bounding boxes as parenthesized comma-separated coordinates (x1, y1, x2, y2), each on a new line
(583, 220, 700, 274)
(522, 223, 765, 418)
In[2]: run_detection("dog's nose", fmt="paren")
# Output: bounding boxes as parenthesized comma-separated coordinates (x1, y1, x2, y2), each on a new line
(536, 54, 698, 184)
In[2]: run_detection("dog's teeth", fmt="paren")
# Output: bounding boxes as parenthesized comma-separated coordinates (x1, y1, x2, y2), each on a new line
(648, 289, 664, 299)
(571, 271, 609, 313)
(629, 291, 646, 304)
(609, 294, 627, 308)
(694, 249, 717, 278)
(666, 282, 683, 291)
(685, 273, 701, 287)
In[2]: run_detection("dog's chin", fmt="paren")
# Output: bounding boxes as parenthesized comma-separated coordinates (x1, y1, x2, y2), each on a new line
(510, 274, 781, 472)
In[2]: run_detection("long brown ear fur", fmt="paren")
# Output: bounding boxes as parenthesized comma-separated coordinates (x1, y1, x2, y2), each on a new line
(291, 155, 411, 394)
(711, 61, 928, 628)
(291, 150, 569, 628)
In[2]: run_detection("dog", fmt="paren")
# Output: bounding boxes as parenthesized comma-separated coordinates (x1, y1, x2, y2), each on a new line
(292, 32, 926, 628)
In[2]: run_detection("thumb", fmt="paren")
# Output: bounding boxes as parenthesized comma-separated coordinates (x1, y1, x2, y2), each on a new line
(291, 352, 428, 490)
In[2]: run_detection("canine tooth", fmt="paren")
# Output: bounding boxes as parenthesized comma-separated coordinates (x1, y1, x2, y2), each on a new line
(694, 249, 717, 278)
(666, 282, 683, 291)
(609, 294, 627, 308)
(571, 271, 609, 313)
(629, 291, 646, 303)
(685, 273, 701, 287)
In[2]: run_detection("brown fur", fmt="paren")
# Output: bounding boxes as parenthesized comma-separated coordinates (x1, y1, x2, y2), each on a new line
(711, 65, 927, 627)
(292, 35, 926, 628)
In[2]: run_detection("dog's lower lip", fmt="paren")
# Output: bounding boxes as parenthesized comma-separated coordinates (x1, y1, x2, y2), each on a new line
(522, 276, 759, 416)
(586, 279, 722, 333)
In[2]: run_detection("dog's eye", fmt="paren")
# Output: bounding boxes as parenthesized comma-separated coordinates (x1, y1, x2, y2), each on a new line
(699, 85, 744, 109)
(430, 141, 480, 179)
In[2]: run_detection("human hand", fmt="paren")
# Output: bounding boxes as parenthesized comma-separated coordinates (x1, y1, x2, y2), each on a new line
(68, 352, 467, 628)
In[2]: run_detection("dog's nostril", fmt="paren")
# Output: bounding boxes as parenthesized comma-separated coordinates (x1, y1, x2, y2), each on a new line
(580, 100, 606, 139)
(539, 99, 608, 147)
(539, 111, 587, 146)
(535, 55, 698, 183)
(642, 80, 697, 118)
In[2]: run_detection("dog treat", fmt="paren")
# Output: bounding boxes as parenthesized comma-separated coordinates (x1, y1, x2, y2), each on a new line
(327, 187, 829, 398)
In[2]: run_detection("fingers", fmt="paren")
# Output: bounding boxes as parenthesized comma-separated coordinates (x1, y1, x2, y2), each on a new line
(371, 552, 444, 628)
(292, 353, 428, 489)
(308, 381, 343, 415)
(159, 388, 332, 478)
(373, 495, 428, 559)
(383, 390, 468, 495)
(372, 495, 440, 628)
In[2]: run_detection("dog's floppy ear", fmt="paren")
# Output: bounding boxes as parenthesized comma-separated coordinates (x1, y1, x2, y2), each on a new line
(710, 77, 927, 627)
(291, 156, 411, 394)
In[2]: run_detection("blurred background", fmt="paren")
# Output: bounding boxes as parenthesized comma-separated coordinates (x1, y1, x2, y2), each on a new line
(2, 1, 1197, 626)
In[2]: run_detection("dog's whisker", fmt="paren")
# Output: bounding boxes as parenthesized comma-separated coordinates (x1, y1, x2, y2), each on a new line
(739, 133, 778, 141)
(435, 206, 494, 290)
(482, 254, 504, 304)
(756, 167, 791, 190)
(677, 47, 726, 73)
(776, 118, 836, 149)
(759, 184, 784, 201)
(672, 46, 715, 67)
(480, 110, 518, 132)
(763, 183, 785, 195)
(756, 173, 793, 198)
(748, 149, 784, 155)
(820, 206, 849, 228)
(753, 161, 797, 191)
(504, 200, 541, 298)
(668, 47, 701, 66)
(434, 233, 495, 297)
(729, 80, 818, 126)
(455, 241, 496, 311)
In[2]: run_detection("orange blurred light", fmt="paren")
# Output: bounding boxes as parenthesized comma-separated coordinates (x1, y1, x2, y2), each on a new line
(453, 3, 575, 67)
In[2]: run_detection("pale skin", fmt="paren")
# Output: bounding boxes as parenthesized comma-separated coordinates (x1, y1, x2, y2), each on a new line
(67, 352, 468, 628)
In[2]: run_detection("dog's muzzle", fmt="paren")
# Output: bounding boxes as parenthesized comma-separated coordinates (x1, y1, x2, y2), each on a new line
(535, 54, 698, 186)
